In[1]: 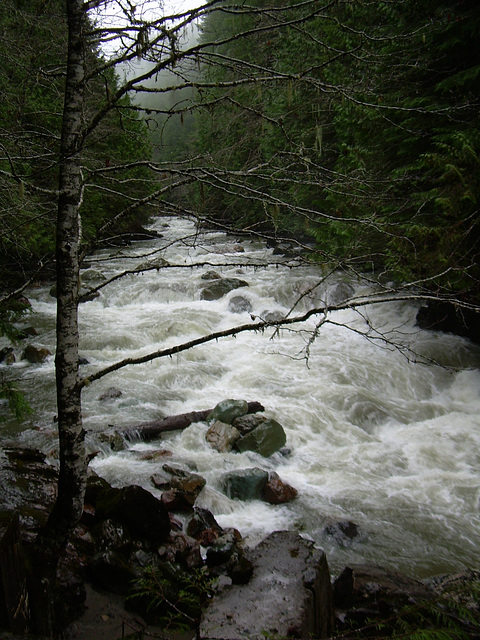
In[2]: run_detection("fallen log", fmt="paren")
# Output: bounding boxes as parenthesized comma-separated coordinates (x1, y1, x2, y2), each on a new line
(122, 401, 265, 442)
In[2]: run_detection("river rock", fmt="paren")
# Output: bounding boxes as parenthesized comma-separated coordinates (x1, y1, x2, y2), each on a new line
(232, 413, 267, 435)
(199, 531, 335, 639)
(157, 531, 203, 569)
(235, 417, 287, 457)
(201, 270, 221, 280)
(228, 295, 253, 314)
(161, 472, 206, 512)
(187, 507, 224, 546)
(0, 346, 15, 364)
(21, 344, 51, 363)
(324, 519, 359, 545)
(205, 529, 243, 567)
(94, 484, 171, 545)
(200, 277, 249, 300)
(206, 420, 241, 452)
(207, 399, 249, 424)
(222, 468, 269, 500)
(333, 564, 435, 633)
(98, 387, 123, 401)
(87, 550, 138, 595)
(263, 471, 297, 504)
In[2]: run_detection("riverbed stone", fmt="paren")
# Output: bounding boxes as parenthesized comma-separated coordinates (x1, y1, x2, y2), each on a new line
(207, 399, 249, 425)
(228, 295, 253, 314)
(222, 468, 269, 501)
(206, 420, 241, 452)
(235, 417, 287, 457)
(200, 277, 249, 300)
(231, 413, 267, 435)
(94, 484, 171, 545)
(21, 344, 51, 363)
(263, 471, 298, 504)
(199, 530, 334, 639)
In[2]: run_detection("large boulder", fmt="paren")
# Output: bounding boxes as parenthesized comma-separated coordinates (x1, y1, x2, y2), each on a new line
(199, 531, 334, 639)
(263, 471, 297, 504)
(222, 468, 269, 501)
(207, 399, 249, 425)
(206, 420, 241, 452)
(201, 278, 249, 301)
(235, 418, 287, 457)
(94, 484, 171, 545)
(21, 344, 51, 363)
(228, 296, 253, 314)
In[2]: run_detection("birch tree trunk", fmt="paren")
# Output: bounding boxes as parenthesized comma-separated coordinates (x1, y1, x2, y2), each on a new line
(30, 0, 87, 632)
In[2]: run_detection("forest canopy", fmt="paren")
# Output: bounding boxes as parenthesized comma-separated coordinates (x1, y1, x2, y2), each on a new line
(1, 0, 479, 300)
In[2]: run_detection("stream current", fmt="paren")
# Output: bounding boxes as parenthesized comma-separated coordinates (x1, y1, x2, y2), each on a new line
(2, 216, 480, 578)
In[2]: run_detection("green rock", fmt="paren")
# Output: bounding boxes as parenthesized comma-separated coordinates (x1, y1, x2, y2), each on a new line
(207, 399, 249, 424)
(235, 418, 286, 457)
(222, 468, 268, 500)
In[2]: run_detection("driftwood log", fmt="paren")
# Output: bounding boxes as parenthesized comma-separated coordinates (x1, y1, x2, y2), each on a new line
(122, 401, 265, 442)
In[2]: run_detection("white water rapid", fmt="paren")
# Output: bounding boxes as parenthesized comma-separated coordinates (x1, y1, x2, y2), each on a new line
(2, 216, 480, 579)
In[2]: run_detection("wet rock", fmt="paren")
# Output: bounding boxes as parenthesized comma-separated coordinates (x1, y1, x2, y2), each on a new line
(161, 471, 206, 512)
(201, 270, 221, 280)
(207, 399, 249, 425)
(326, 281, 355, 306)
(324, 519, 359, 545)
(95, 484, 171, 545)
(262, 310, 285, 323)
(235, 417, 287, 457)
(417, 301, 480, 344)
(231, 413, 267, 435)
(206, 530, 242, 567)
(90, 518, 131, 552)
(151, 470, 171, 489)
(206, 420, 241, 452)
(98, 387, 123, 401)
(333, 564, 434, 624)
(187, 508, 224, 545)
(199, 531, 334, 639)
(21, 344, 51, 363)
(158, 531, 203, 569)
(0, 347, 15, 364)
(262, 471, 298, 504)
(201, 277, 249, 301)
(228, 296, 252, 314)
(222, 468, 269, 501)
(87, 550, 138, 594)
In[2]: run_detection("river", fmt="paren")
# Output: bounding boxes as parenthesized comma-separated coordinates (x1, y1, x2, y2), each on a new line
(2, 215, 480, 579)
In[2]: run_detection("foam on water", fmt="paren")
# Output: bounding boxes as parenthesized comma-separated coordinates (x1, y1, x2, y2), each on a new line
(3, 215, 480, 578)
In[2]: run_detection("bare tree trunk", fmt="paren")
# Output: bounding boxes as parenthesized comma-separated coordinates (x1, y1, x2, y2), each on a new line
(29, 1, 87, 633)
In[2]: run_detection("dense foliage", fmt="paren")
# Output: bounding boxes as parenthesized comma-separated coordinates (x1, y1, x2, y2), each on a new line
(0, 0, 153, 286)
(191, 0, 480, 301)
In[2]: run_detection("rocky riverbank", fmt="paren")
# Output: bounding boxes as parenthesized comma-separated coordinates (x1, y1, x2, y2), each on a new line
(1, 408, 479, 639)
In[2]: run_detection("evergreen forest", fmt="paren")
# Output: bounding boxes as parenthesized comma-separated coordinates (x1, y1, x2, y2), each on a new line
(1, 0, 480, 317)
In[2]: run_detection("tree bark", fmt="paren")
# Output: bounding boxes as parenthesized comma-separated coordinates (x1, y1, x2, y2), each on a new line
(29, 0, 87, 633)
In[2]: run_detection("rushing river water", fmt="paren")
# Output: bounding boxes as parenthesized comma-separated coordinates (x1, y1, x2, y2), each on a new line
(2, 216, 480, 579)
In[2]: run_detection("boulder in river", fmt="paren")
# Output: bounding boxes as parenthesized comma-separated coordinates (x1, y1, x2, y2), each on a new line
(206, 420, 241, 452)
(235, 417, 287, 457)
(200, 277, 249, 301)
(263, 471, 298, 504)
(228, 295, 253, 314)
(207, 399, 249, 424)
(21, 344, 51, 363)
(94, 484, 171, 545)
(222, 467, 269, 501)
